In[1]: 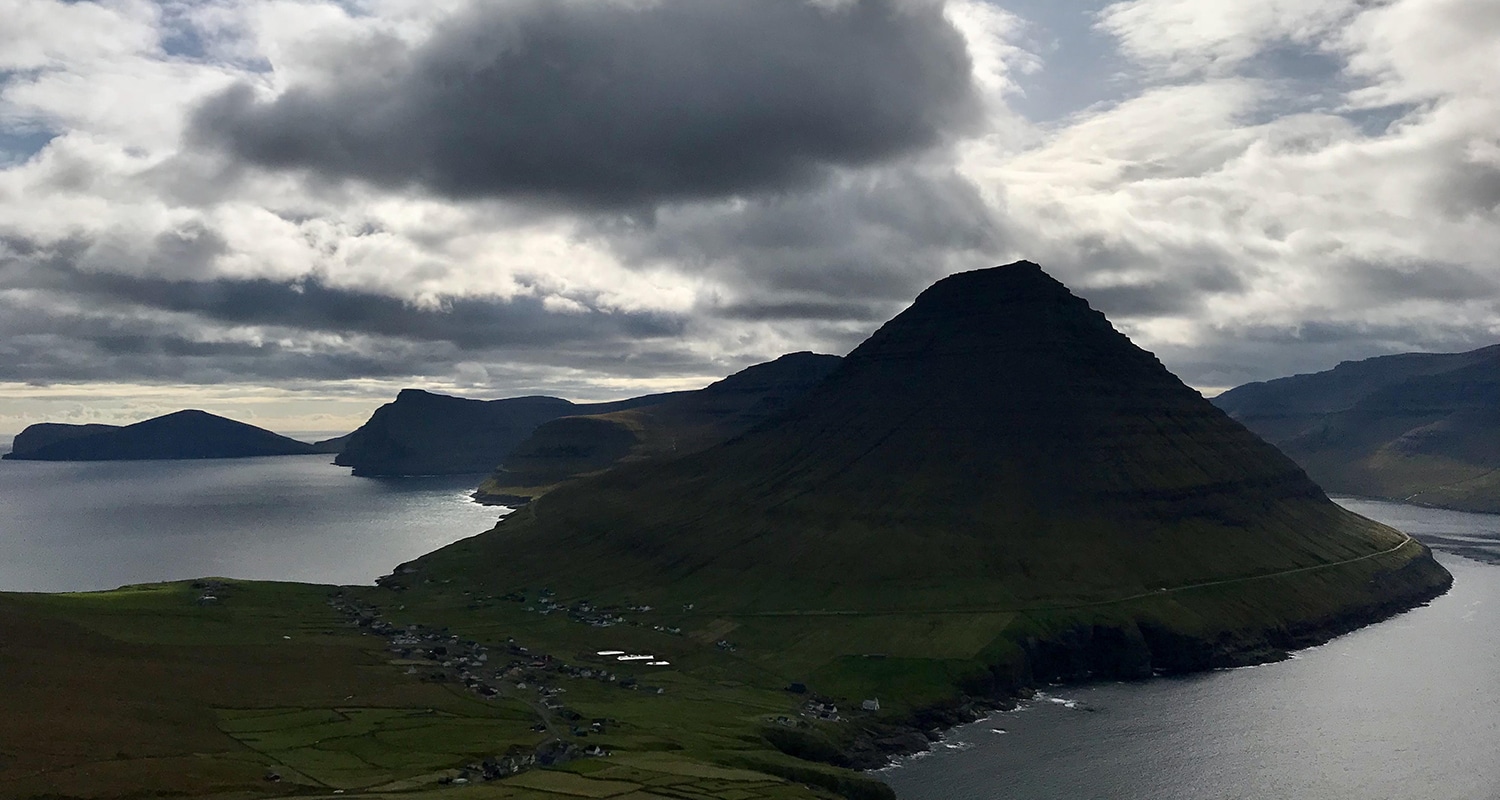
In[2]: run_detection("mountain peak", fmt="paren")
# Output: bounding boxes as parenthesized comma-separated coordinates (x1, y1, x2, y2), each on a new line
(408, 261, 1448, 620)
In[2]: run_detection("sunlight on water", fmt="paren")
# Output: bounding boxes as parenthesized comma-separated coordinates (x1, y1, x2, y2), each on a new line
(0, 455, 506, 592)
(883, 501, 1500, 800)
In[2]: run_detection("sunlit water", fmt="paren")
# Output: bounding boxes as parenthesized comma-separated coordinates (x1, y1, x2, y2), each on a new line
(882, 499, 1500, 800)
(0, 454, 505, 592)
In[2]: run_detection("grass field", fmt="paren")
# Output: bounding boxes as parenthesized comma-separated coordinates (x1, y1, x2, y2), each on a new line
(0, 504, 1445, 800)
(0, 579, 879, 800)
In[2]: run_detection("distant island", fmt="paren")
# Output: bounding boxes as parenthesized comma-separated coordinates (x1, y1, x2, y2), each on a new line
(3, 410, 324, 461)
(1214, 343, 1500, 512)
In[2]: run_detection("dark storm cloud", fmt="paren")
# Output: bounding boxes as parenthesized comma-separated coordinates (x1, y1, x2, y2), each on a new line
(189, 0, 978, 208)
(1037, 238, 1247, 319)
(0, 297, 423, 384)
(603, 165, 1004, 320)
(713, 299, 885, 322)
(0, 234, 695, 386)
(0, 242, 683, 350)
(72, 271, 685, 350)
(1350, 261, 1497, 302)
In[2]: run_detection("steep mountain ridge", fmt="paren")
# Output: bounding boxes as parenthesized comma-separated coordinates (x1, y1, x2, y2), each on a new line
(407, 262, 1447, 625)
(1215, 344, 1500, 511)
(334, 389, 689, 476)
(474, 351, 842, 503)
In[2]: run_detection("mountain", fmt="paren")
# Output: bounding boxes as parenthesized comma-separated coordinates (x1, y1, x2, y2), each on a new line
(1214, 344, 1500, 511)
(334, 389, 689, 476)
(473, 351, 842, 503)
(309, 431, 354, 454)
(8, 423, 122, 457)
(2, 410, 320, 461)
(398, 262, 1448, 682)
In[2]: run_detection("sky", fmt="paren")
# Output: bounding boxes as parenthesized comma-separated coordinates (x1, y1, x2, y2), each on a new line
(2, 0, 1498, 439)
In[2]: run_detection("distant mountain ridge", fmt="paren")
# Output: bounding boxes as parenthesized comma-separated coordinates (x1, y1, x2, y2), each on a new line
(333, 389, 690, 477)
(1214, 344, 1500, 512)
(404, 262, 1448, 678)
(4, 410, 320, 461)
(473, 351, 842, 503)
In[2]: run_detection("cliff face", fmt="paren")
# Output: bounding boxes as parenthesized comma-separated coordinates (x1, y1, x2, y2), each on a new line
(2, 411, 318, 461)
(474, 352, 841, 502)
(410, 261, 1449, 635)
(334, 389, 685, 477)
(8, 423, 121, 457)
(1214, 344, 1500, 511)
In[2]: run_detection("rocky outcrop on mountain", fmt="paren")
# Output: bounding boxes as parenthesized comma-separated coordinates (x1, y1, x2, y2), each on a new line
(473, 352, 841, 503)
(333, 389, 685, 477)
(408, 261, 1449, 645)
(3, 410, 320, 461)
(1214, 344, 1500, 512)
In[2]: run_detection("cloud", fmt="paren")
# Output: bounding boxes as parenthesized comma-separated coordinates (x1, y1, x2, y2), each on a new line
(601, 164, 1007, 320)
(2, 0, 1500, 425)
(188, 0, 979, 208)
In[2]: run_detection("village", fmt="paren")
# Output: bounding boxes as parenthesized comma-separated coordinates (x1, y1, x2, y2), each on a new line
(321, 589, 664, 784)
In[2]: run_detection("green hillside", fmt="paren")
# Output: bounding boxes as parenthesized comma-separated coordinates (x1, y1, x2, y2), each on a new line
(398, 261, 1449, 703)
(1215, 344, 1500, 511)
(334, 390, 687, 477)
(0, 262, 1453, 800)
(474, 352, 841, 504)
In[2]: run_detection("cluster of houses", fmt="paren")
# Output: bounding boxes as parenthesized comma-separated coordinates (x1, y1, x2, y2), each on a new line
(325, 591, 669, 724)
(803, 699, 841, 722)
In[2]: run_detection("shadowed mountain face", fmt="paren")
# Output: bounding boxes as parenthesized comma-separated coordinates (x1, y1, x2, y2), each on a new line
(1214, 345, 1500, 512)
(8, 423, 121, 457)
(409, 262, 1447, 624)
(474, 351, 842, 503)
(334, 389, 688, 477)
(2, 411, 319, 461)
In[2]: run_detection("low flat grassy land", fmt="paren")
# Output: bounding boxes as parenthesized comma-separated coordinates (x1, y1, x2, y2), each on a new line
(0, 579, 881, 800)
(0, 523, 1441, 800)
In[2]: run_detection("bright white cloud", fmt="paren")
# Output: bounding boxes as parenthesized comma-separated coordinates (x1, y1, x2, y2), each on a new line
(0, 0, 1498, 431)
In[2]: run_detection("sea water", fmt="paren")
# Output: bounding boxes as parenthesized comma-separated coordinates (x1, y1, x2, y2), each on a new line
(881, 500, 1500, 800)
(0, 454, 504, 592)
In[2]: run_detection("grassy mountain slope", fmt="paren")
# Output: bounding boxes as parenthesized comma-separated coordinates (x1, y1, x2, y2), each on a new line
(396, 262, 1448, 702)
(334, 389, 688, 477)
(2, 410, 319, 461)
(475, 352, 842, 503)
(1214, 344, 1500, 511)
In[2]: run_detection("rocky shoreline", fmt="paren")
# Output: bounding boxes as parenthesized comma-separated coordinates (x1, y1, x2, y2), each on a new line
(831, 552, 1455, 772)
